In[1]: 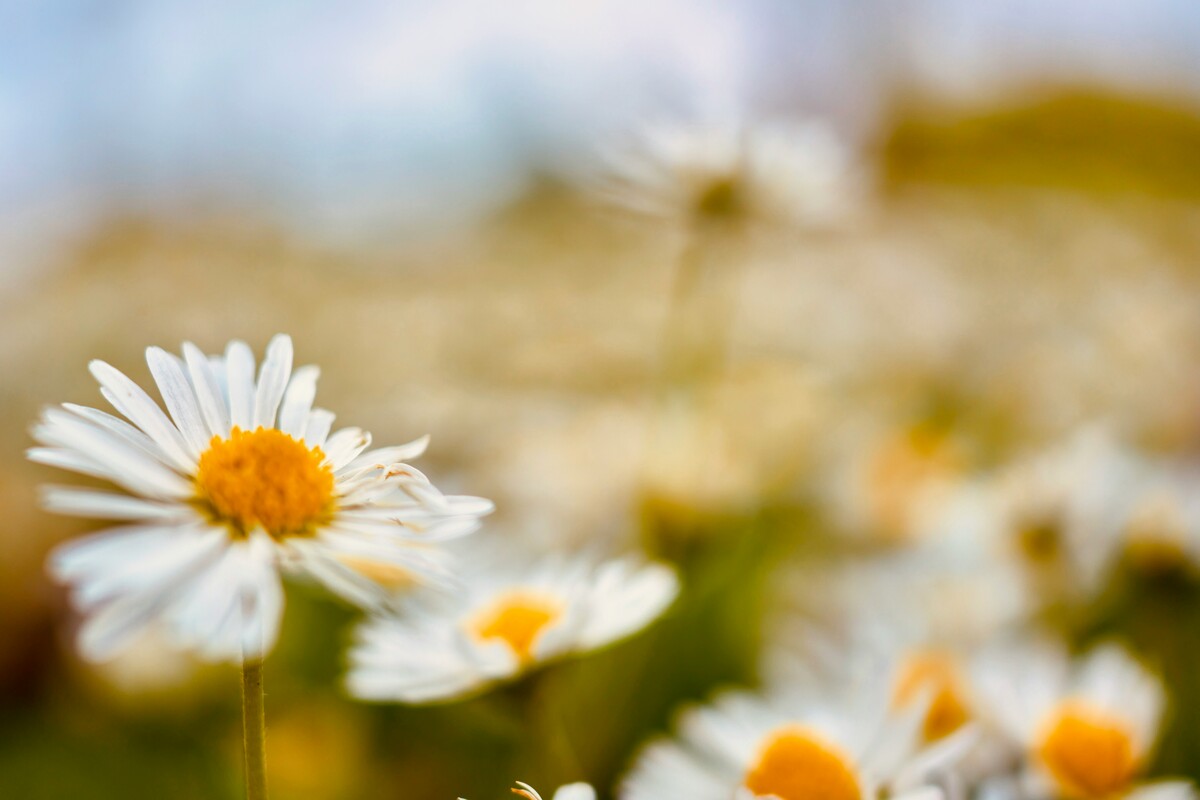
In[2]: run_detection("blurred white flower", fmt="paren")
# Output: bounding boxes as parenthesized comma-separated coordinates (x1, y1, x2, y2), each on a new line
(988, 428, 1139, 598)
(974, 639, 1188, 800)
(345, 549, 678, 703)
(823, 419, 972, 545)
(1118, 461, 1200, 577)
(592, 119, 860, 225)
(32, 334, 493, 663)
(345, 546, 676, 705)
(620, 689, 970, 800)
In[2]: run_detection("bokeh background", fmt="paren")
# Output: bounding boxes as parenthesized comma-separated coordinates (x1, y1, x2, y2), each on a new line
(5, 2, 1200, 798)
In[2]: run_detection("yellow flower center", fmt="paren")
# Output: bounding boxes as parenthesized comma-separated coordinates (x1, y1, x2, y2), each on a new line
(469, 592, 562, 662)
(744, 726, 862, 800)
(892, 651, 971, 742)
(1017, 518, 1063, 564)
(1037, 702, 1140, 799)
(195, 426, 334, 538)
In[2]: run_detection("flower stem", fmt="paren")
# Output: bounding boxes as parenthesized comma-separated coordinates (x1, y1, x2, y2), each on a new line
(241, 658, 268, 800)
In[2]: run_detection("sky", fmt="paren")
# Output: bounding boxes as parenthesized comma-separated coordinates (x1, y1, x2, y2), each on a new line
(2, 0, 1199, 285)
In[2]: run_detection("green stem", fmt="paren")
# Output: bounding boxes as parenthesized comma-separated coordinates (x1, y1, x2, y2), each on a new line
(241, 659, 268, 800)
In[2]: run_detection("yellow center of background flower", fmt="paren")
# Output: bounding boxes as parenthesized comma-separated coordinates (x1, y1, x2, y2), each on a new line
(1037, 702, 1139, 799)
(196, 427, 334, 538)
(892, 651, 971, 742)
(470, 592, 561, 662)
(744, 726, 862, 800)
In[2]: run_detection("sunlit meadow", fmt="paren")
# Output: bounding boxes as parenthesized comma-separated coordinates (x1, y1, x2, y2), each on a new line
(5, 3, 1200, 800)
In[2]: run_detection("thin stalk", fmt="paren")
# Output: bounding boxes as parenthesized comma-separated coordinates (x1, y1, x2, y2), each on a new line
(241, 658, 268, 800)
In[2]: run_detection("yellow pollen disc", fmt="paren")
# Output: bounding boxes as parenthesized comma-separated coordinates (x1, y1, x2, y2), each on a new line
(1017, 518, 1063, 564)
(744, 726, 862, 800)
(1037, 702, 1139, 799)
(893, 651, 971, 742)
(469, 592, 562, 662)
(195, 426, 334, 538)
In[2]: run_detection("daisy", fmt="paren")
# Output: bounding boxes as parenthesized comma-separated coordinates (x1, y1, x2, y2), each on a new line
(1118, 463, 1200, 578)
(975, 639, 1192, 800)
(31, 333, 493, 664)
(345, 550, 678, 703)
(620, 689, 970, 800)
(989, 429, 1139, 600)
(593, 119, 858, 225)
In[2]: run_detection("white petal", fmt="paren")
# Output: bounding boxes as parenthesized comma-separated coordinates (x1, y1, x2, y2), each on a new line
(71, 527, 227, 610)
(277, 365, 319, 438)
(69, 528, 228, 660)
(183, 342, 231, 438)
(343, 436, 431, 471)
(577, 561, 679, 650)
(304, 409, 335, 448)
(237, 535, 285, 659)
(554, 785, 597, 800)
(225, 340, 256, 430)
(62, 404, 175, 468)
(146, 347, 209, 456)
(40, 486, 188, 520)
(27, 447, 113, 482)
(325, 428, 371, 471)
(169, 534, 284, 662)
(90, 360, 195, 472)
(287, 539, 390, 608)
(253, 334, 293, 429)
(33, 411, 191, 499)
(76, 590, 164, 661)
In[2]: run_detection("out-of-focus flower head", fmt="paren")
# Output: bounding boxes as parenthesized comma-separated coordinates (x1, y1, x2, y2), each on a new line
(31, 334, 493, 663)
(345, 548, 678, 703)
(974, 639, 1190, 800)
(823, 415, 973, 546)
(591, 119, 861, 226)
(988, 428, 1139, 600)
(620, 688, 971, 800)
(1118, 461, 1200, 579)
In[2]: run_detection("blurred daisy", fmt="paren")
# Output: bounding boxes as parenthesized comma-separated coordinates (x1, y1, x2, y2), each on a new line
(346, 551, 678, 703)
(620, 689, 971, 800)
(765, 551, 1022, 780)
(825, 420, 970, 544)
(594, 119, 858, 225)
(1119, 464, 1200, 578)
(990, 429, 1138, 598)
(976, 640, 1191, 800)
(31, 334, 493, 663)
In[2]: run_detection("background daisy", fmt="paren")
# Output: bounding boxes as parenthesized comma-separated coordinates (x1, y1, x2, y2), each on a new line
(345, 549, 679, 703)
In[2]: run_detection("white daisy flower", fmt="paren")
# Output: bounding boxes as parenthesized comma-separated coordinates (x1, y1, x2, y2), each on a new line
(345, 550, 679, 703)
(990, 428, 1139, 597)
(975, 639, 1191, 800)
(620, 689, 971, 800)
(594, 119, 859, 225)
(823, 419, 970, 545)
(31, 334, 493, 663)
(1119, 463, 1200, 577)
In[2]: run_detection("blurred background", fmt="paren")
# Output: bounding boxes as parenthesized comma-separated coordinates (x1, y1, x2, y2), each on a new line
(5, 1, 1200, 798)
